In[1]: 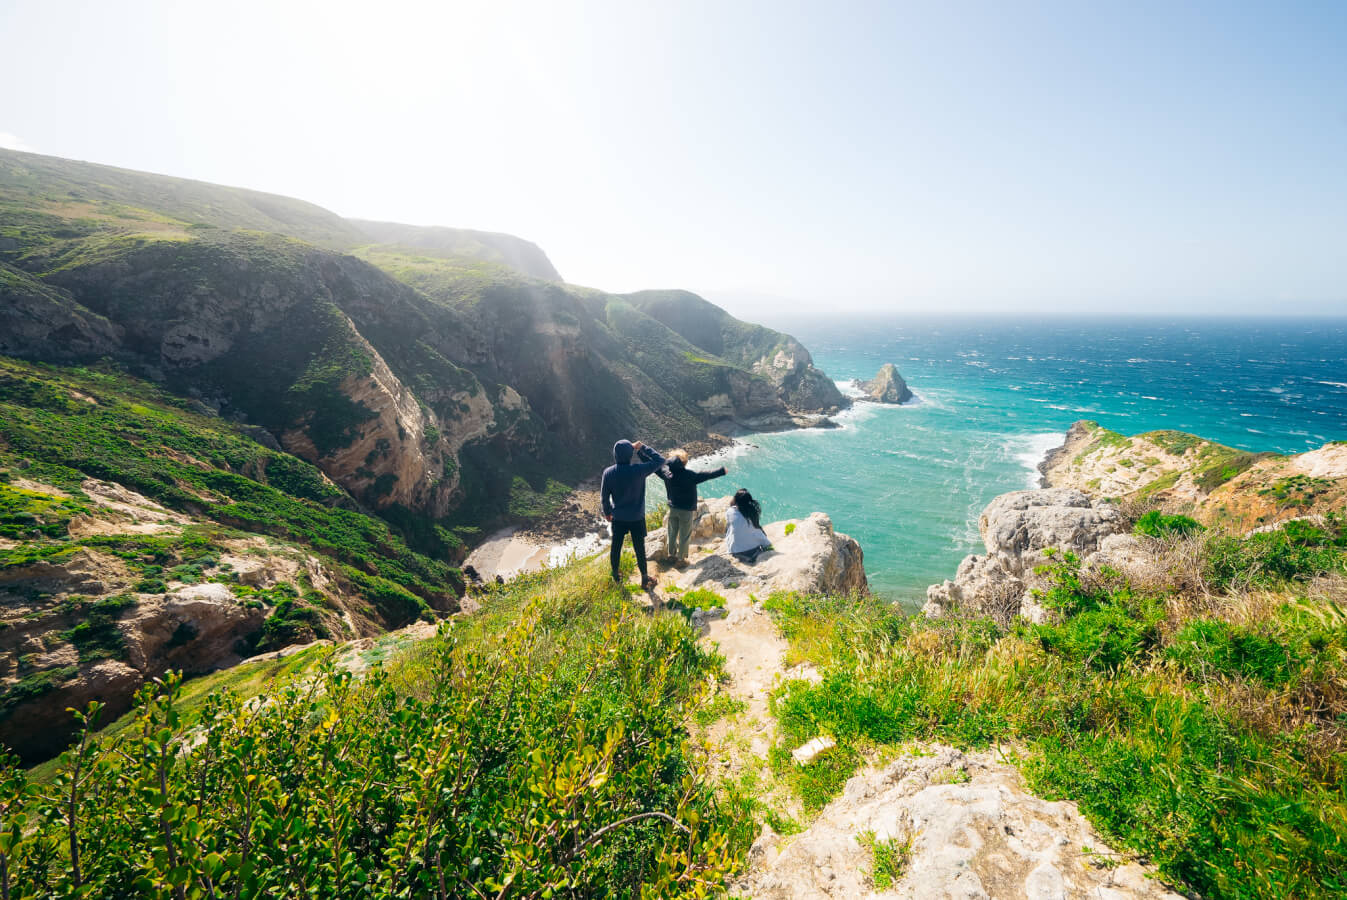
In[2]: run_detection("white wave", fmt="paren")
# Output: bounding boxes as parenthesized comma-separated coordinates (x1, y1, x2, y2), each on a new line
(1005, 432, 1065, 488)
(1318, 381, 1347, 389)
(1141, 395, 1160, 401)
(688, 439, 759, 469)
(547, 532, 607, 568)
(834, 379, 869, 399)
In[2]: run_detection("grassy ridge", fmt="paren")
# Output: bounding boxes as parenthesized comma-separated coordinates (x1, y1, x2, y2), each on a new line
(764, 517, 1347, 898)
(0, 558, 752, 898)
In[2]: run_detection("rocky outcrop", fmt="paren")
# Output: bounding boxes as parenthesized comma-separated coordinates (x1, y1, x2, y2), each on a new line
(924, 488, 1126, 623)
(855, 363, 913, 404)
(623, 290, 850, 415)
(0, 263, 120, 361)
(648, 497, 867, 598)
(741, 744, 1184, 899)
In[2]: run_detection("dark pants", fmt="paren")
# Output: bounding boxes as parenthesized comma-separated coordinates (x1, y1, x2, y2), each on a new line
(610, 518, 648, 579)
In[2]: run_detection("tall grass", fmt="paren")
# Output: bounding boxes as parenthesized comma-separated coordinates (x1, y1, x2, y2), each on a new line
(764, 521, 1347, 898)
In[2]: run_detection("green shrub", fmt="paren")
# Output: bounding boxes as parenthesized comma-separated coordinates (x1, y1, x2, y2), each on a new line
(0, 557, 751, 897)
(1167, 620, 1298, 687)
(1205, 518, 1345, 589)
(762, 556, 1347, 898)
(1134, 510, 1203, 538)
(680, 587, 726, 610)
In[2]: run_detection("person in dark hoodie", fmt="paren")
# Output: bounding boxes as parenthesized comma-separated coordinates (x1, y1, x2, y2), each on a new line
(650, 448, 727, 567)
(600, 439, 665, 590)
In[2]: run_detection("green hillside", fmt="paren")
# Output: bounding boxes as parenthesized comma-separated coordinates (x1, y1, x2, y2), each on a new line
(0, 148, 842, 536)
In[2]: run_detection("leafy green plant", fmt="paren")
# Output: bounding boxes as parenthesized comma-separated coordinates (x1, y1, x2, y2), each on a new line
(680, 587, 726, 610)
(1134, 510, 1203, 538)
(861, 830, 912, 888)
(0, 556, 754, 897)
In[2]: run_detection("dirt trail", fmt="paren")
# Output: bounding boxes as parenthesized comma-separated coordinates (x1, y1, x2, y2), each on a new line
(623, 505, 1184, 899)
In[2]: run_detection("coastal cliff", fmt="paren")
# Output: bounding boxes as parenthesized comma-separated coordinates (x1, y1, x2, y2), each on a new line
(0, 147, 845, 532)
(1040, 419, 1347, 530)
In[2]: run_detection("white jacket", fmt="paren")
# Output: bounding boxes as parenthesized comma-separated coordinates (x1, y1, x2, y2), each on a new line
(725, 507, 771, 554)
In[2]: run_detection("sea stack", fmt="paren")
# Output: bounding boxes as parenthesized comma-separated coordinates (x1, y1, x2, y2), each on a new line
(857, 363, 913, 404)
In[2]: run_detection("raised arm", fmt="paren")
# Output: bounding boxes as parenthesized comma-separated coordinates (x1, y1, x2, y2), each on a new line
(692, 466, 727, 485)
(632, 443, 666, 474)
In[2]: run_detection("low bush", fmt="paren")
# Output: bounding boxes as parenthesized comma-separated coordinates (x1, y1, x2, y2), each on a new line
(1134, 509, 1203, 538)
(0, 557, 753, 898)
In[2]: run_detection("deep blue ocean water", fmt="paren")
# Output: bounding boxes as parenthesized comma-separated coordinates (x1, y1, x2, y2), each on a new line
(689, 317, 1347, 608)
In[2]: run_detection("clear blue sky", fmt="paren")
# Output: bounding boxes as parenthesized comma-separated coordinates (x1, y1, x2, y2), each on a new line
(2, 1, 1344, 316)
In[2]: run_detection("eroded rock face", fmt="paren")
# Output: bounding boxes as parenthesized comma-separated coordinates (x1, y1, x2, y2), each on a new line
(740, 744, 1184, 899)
(978, 488, 1125, 574)
(856, 363, 913, 405)
(924, 488, 1126, 623)
(0, 478, 394, 765)
(0, 582, 266, 763)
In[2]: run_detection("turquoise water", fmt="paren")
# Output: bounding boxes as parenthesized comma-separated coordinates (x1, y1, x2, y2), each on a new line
(688, 317, 1347, 608)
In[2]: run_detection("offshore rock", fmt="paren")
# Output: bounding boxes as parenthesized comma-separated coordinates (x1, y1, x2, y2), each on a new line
(856, 363, 913, 404)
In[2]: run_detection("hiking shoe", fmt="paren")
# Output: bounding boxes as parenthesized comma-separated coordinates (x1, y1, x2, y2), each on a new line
(641, 575, 658, 591)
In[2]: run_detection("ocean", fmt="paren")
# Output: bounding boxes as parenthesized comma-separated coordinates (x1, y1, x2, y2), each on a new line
(686, 316, 1347, 609)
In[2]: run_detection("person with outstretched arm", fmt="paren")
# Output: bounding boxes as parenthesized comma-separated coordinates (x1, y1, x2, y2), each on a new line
(649, 448, 727, 567)
(600, 439, 665, 590)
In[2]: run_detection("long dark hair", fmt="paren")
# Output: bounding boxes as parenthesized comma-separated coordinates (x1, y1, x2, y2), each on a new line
(732, 488, 762, 530)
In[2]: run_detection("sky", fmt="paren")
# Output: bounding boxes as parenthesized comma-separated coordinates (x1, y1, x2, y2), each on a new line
(1, 0, 1345, 317)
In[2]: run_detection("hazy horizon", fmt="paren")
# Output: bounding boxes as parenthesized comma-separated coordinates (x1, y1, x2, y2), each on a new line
(3, 1, 1345, 317)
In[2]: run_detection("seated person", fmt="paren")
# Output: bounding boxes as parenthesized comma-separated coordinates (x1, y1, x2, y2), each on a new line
(725, 488, 773, 563)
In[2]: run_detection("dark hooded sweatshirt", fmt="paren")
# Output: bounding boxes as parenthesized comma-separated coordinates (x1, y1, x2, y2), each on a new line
(600, 440, 665, 521)
(656, 458, 727, 511)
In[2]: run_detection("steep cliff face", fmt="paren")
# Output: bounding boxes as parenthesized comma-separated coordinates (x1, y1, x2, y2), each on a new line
(622, 289, 850, 414)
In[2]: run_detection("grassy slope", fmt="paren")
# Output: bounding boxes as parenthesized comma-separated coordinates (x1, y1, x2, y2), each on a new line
(0, 356, 459, 610)
(1, 556, 754, 898)
(0, 147, 366, 249)
(761, 517, 1347, 898)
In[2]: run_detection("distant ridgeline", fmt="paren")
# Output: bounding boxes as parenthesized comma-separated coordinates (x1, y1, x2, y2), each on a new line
(0, 147, 846, 535)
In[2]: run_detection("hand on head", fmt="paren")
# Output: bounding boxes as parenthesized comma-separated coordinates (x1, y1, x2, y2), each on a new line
(632, 440, 644, 451)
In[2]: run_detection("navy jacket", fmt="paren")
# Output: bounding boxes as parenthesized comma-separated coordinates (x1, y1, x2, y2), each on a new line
(657, 458, 727, 511)
(600, 440, 666, 521)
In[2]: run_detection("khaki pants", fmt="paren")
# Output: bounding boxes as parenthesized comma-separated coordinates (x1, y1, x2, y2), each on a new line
(666, 507, 695, 560)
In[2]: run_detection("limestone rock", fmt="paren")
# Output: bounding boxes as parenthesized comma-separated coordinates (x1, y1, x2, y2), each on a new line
(739, 745, 1185, 899)
(856, 363, 913, 405)
(792, 736, 837, 765)
(979, 488, 1125, 574)
(924, 488, 1125, 622)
